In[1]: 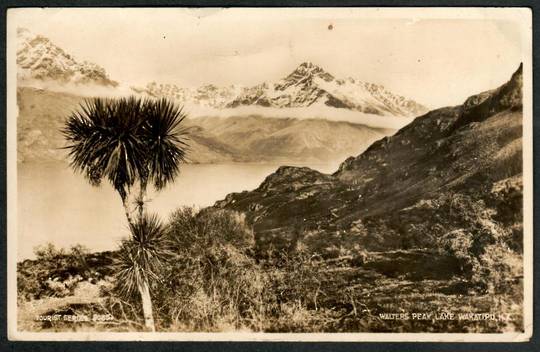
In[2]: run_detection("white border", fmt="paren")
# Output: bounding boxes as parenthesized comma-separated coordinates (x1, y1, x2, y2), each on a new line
(6, 7, 534, 342)
(7, 10, 19, 342)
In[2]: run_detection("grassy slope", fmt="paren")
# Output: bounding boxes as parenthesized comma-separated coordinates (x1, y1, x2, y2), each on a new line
(211, 66, 525, 332)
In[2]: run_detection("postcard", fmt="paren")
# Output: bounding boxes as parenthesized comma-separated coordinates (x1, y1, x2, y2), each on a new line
(6, 7, 533, 341)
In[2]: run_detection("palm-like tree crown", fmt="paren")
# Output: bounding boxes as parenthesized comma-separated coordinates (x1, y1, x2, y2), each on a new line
(63, 96, 188, 196)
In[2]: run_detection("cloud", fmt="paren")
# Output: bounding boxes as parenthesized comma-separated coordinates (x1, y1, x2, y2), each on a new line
(18, 79, 136, 98)
(18, 79, 414, 130)
(185, 103, 413, 130)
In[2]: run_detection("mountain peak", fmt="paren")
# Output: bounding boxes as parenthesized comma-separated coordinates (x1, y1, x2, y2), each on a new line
(17, 27, 33, 39)
(453, 63, 522, 131)
(511, 62, 523, 84)
(17, 28, 118, 87)
(284, 61, 334, 83)
(296, 61, 323, 72)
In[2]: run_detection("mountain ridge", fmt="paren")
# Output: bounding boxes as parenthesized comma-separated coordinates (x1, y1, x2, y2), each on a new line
(17, 28, 118, 87)
(16, 29, 427, 121)
(134, 62, 428, 118)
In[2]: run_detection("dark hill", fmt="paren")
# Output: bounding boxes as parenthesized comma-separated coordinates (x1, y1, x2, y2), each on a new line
(216, 64, 524, 267)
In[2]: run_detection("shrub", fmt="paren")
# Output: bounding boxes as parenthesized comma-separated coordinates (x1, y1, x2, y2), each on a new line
(430, 192, 523, 294)
(168, 207, 254, 256)
(437, 229, 474, 274)
(150, 207, 267, 331)
(34, 243, 67, 260)
(472, 243, 523, 294)
(18, 243, 111, 300)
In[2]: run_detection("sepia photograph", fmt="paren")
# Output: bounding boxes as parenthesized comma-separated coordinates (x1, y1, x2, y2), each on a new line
(6, 7, 533, 341)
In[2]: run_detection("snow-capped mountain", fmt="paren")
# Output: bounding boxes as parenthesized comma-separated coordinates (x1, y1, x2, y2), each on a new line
(17, 28, 118, 87)
(131, 82, 244, 108)
(135, 62, 427, 118)
(15, 28, 426, 118)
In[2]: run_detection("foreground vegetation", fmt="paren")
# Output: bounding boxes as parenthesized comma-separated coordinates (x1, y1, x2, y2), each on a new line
(17, 207, 523, 333)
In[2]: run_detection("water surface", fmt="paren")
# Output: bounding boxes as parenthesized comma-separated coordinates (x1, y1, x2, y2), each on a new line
(17, 161, 338, 260)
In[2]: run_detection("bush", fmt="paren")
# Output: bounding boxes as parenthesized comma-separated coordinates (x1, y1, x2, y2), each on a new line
(472, 243, 523, 294)
(34, 243, 67, 260)
(168, 207, 254, 257)
(150, 207, 268, 331)
(437, 229, 475, 274)
(18, 243, 112, 300)
(430, 192, 523, 293)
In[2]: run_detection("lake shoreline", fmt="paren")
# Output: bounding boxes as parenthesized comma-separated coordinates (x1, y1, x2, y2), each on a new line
(17, 161, 339, 260)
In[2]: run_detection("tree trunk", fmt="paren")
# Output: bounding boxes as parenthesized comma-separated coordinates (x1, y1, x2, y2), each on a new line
(137, 179, 148, 219)
(138, 278, 156, 332)
(120, 182, 155, 332)
(121, 194, 135, 227)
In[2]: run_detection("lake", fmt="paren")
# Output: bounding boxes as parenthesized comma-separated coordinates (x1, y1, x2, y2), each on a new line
(17, 161, 339, 260)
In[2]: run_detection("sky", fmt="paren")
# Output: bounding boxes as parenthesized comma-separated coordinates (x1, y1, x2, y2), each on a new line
(8, 8, 530, 109)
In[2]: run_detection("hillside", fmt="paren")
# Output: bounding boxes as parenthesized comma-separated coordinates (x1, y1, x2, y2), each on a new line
(17, 87, 391, 164)
(212, 65, 525, 332)
(188, 115, 391, 163)
(216, 64, 524, 274)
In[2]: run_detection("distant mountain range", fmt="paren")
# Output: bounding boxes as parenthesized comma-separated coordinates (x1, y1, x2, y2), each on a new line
(133, 62, 427, 118)
(17, 28, 427, 119)
(16, 28, 428, 165)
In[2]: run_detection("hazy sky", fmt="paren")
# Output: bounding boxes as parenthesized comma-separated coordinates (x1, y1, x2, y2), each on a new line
(9, 8, 530, 108)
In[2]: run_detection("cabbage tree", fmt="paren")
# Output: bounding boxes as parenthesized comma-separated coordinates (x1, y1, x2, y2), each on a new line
(63, 96, 188, 331)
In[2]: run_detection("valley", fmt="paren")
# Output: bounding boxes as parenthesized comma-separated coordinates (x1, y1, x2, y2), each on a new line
(17, 87, 393, 164)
